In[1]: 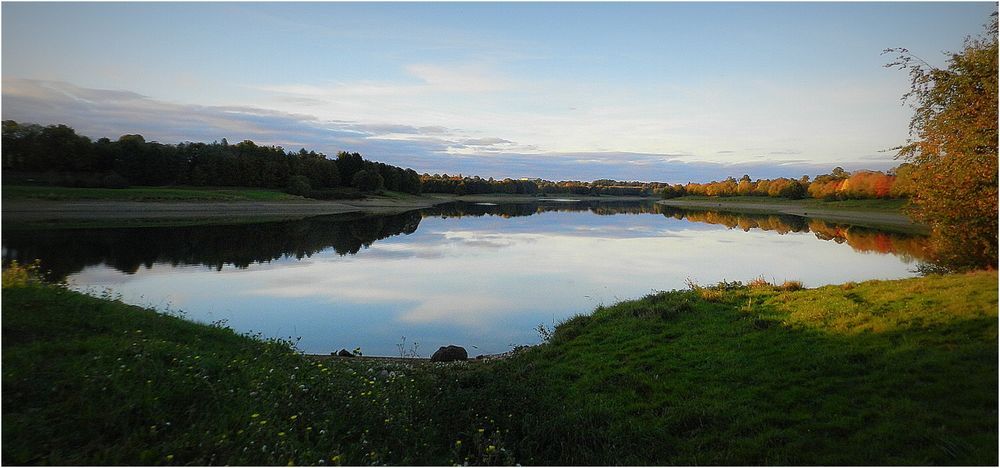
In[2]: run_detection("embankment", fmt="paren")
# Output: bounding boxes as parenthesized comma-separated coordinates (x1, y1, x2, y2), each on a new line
(3, 270, 995, 465)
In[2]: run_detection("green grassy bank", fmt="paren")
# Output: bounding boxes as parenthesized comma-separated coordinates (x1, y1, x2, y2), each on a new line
(3, 271, 996, 465)
(1, 185, 306, 202)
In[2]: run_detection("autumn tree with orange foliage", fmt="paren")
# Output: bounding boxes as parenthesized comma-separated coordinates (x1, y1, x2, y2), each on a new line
(885, 13, 998, 270)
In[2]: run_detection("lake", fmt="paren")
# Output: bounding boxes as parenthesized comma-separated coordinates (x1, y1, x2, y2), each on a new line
(2, 200, 930, 356)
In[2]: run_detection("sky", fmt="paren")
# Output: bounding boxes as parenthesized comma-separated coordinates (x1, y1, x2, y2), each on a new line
(2, 2, 996, 183)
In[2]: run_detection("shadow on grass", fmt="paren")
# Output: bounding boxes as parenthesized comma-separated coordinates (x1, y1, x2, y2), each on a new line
(446, 284, 997, 465)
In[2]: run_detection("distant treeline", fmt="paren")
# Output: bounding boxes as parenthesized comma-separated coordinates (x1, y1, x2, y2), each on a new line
(4, 121, 912, 203)
(419, 169, 911, 201)
(661, 166, 914, 200)
(1, 121, 421, 198)
(419, 174, 670, 196)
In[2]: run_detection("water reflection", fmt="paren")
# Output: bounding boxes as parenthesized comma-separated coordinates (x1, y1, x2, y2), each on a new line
(657, 207, 932, 262)
(2, 201, 930, 356)
(3, 211, 422, 281)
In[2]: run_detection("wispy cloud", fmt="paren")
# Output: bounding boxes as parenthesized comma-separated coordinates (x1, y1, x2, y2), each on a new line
(2, 78, 899, 182)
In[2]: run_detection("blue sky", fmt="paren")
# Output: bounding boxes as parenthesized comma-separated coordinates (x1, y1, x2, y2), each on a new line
(3, 2, 996, 182)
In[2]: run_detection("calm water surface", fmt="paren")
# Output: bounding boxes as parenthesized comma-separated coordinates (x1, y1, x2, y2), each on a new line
(3, 201, 929, 356)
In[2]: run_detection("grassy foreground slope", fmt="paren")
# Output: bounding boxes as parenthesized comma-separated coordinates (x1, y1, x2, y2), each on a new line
(2, 271, 996, 465)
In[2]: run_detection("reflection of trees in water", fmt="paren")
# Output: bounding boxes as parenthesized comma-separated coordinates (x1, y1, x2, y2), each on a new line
(3, 201, 930, 281)
(2, 212, 422, 280)
(422, 201, 665, 218)
(658, 206, 932, 262)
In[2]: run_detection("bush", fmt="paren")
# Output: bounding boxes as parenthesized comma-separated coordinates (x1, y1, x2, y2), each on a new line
(285, 175, 312, 196)
(101, 172, 129, 189)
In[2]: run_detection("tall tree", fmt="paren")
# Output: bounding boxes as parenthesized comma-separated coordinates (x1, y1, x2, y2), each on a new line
(885, 13, 998, 270)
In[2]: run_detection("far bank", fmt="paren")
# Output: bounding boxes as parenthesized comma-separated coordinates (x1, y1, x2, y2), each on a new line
(658, 196, 924, 233)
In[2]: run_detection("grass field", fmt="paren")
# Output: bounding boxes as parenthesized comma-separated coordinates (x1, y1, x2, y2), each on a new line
(1, 185, 305, 201)
(3, 266, 995, 465)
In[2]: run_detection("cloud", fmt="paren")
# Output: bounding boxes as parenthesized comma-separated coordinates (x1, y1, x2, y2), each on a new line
(2, 78, 900, 183)
(460, 137, 512, 147)
(2, 78, 512, 161)
(404, 63, 511, 93)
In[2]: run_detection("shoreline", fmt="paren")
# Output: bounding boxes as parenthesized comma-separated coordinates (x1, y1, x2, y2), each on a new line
(0, 193, 660, 226)
(3, 192, 925, 234)
(658, 198, 926, 233)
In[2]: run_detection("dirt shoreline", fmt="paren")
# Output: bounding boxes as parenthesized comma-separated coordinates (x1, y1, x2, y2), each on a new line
(657, 198, 925, 231)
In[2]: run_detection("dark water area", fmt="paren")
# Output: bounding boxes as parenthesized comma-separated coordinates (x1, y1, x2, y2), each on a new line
(2, 200, 930, 355)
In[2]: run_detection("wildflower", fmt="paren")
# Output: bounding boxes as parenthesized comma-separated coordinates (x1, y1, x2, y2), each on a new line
(165, 454, 174, 462)
(331, 454, 342, 464)
(455, 440, 462, 447)
(290, 415, 298, 421)
(477, 428, 484, 434)
(278, 432, 286, 437)
(251, 413, 260, 419)
(305, 427, 313, 431)
(260, 420, 268, 426)
(486, 445, 497, 454)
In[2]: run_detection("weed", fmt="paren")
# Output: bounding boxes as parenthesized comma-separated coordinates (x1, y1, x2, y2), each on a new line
(779, 280, 804, 291)
(395, 336, 420, 358)
(535, 323, 554, 343)
(1, 259, 45, 288)
(748, 276, 772, 289)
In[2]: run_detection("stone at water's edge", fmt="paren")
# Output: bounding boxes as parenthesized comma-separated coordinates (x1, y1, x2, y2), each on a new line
(337, 349, 352, 357)
(431, 345, 468, 362)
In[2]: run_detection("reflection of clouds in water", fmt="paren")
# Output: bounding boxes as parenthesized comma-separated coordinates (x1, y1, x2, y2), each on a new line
(59, 211, 921, 355)
(396, 296, 512, 326)
(352, 243, 447, 261)
(439, 230, 539, 250)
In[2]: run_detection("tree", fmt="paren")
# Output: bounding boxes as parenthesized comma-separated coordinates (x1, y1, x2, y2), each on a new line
(351, 169, 384, 192)
(336, 151, 364, 183)
(885, 13, 998, 270)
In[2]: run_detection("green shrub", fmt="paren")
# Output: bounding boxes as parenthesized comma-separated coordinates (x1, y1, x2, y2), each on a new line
(285, 175, 312, 196)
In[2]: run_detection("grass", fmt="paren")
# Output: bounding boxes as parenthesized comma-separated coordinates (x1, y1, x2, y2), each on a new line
(2, 185, 306, 201)
(2, 215, 320, 231)
(3, 266, 996, 465)
(668, 195, 909, 212)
